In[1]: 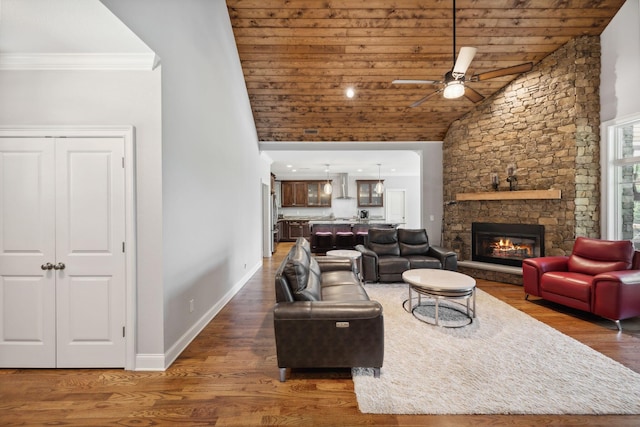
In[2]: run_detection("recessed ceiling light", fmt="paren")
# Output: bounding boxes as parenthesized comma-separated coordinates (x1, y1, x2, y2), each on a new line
(286, 164, 292, 168)
(345, 87, 355, 99)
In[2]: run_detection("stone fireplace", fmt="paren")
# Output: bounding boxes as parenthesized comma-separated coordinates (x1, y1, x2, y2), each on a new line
(441, 35, 601, 285)
(471, 223, 544, 267)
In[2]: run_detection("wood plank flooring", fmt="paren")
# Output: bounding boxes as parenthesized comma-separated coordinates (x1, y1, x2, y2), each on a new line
(2, 242, 640, 426)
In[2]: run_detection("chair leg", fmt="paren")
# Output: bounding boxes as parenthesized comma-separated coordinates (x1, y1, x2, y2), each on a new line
(614, 320, 622, 332)
(525, 294, 529, 300)
(279, 368, 286, 382)
(373, 368, 381, 378)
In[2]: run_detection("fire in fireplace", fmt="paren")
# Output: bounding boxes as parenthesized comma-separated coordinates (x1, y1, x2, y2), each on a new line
(472, 222, 545, 267)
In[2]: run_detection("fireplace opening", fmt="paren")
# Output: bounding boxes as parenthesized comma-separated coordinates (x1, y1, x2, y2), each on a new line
(471, 222, 544, 267)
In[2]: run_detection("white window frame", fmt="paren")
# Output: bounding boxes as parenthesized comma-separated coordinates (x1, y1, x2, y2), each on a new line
(601, 112, 640, 241)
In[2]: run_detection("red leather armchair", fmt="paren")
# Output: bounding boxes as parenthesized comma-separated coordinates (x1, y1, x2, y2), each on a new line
(522, 237, 640, 331)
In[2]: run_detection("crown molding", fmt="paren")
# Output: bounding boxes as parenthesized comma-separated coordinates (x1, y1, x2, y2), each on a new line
(0, 52, 159, 70)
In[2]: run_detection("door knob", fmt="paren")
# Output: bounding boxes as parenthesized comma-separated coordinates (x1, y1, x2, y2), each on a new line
(53, 262, 66, 270)
(41, 262, 54, 270)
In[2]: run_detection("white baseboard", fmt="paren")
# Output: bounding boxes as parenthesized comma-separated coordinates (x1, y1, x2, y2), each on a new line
(143, 261, 263, 371)
(134, 354, 166, 371)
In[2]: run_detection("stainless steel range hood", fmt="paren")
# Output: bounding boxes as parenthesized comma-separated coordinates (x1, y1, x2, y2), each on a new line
(335, 173, 353, 199)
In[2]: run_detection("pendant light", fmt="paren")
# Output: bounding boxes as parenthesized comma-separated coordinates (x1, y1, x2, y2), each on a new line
(323, 164, 333, 194)
(374, 163, 384, 194)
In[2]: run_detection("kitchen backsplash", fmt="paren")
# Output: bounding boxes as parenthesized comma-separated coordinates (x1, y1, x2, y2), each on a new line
(279, 201, 385, 219)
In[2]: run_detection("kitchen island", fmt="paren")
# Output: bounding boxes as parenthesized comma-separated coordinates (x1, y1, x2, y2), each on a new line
(309, 221, 401, 253)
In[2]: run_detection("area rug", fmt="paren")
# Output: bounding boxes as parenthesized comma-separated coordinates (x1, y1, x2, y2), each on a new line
(352, 284, 640, 415)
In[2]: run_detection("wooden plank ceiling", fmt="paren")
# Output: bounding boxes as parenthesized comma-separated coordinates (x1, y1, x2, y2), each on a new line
(227, 0, 625, 142)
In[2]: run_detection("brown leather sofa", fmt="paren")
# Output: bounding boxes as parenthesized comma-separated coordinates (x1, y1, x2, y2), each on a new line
(523, 237, 640, 331)
(355, 228, 458, 283)
(273, 238, 384, 381)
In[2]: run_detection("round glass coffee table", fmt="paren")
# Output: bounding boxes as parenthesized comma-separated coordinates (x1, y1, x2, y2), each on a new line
(402, 269, 476, 327)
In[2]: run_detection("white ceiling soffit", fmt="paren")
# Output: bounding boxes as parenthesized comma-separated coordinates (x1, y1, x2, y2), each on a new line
(0, 0, 157, 70)
(267, 150, 421, 178)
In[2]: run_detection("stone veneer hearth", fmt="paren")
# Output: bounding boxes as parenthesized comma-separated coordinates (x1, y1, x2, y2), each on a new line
(442, 36, 601, 285)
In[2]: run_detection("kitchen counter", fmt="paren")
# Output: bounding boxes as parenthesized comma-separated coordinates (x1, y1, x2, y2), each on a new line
(308, 219, 399, 225)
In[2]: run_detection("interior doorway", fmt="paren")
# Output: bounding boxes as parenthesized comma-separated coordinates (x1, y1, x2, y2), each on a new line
(386, 189, 407, 226)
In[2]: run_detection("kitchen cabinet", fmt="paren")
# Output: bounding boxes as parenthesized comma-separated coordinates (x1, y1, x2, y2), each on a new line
(281, 181, 308, 207)
(357, 180, 384, 207)
(279, 220, 310, 241)
(307, 181, 332, 207)
(281, 181, 331, 207)
(288, 221, 310, 239)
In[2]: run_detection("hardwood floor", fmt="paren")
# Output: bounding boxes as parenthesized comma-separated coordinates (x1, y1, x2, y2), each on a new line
(2, 241, 640, 426)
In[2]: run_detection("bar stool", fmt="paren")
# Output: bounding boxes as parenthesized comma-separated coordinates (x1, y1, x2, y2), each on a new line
(334, 224, 355, 249)
(353, 224, 369, 246)
(311, 225, 334, 253)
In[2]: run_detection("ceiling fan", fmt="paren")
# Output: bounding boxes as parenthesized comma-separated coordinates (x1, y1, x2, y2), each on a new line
(392, 0, 533, 107)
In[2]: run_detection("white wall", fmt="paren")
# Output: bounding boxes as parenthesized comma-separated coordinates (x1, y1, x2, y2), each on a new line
(601, 0, 640, 121)
(420, 142, 444, 244)
(0, 69, 165, 356)
(101, 0, 267, 355)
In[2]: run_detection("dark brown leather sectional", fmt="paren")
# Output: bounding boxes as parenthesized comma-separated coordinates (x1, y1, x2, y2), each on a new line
(274, 238, 384, 382)
(356, 228, 458, 283)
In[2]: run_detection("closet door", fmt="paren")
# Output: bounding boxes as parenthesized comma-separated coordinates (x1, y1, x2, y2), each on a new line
(0, 137, 126, 368)
(55, 138, 126, 368)
(0, 138, 56, 367)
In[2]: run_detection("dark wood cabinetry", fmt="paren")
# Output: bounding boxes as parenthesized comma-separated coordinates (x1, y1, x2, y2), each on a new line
(279, 220, 310, 241)
(357, 180, 384, 207)
(281, 181, 308, 207)
(281, 181, 331, 207)
(306, 181, 332, 207)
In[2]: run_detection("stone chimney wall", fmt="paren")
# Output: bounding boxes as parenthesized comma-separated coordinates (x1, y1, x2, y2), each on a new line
(442, 36, 601, 284)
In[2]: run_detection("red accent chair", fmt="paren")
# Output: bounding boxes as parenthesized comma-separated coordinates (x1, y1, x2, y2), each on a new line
(522, 237, 640, 331)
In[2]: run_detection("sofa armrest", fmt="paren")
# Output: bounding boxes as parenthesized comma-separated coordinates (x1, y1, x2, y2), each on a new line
(273, 301, 384, 373)
(428, 245, 458, 271)
(523, 256, 569, 273)
(274, 300, 383, 321)
(522, 256, 569, 297)
(316, 256, 355, 273)
(355, 244, 379, 282)
(592, 270, 640, 321)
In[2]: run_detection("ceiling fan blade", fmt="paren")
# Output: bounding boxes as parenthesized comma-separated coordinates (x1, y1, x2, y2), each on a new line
(410, 90, 442, 108)
(392, 79, 438, 85)
(452, 47, 477, 76)
(464, 86, 485, 103)
(473, 62, 534, 81)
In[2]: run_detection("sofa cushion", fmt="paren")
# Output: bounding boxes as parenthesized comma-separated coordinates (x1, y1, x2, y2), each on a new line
(568, 237, 633, 276)
(398, 229, 430, 256)
(282, 244, 321, 301)
(321, 277, 370, 301)
(541, 271, 592, 304)
(406, 255, 441, 270)
(368, 228, 400, 256)
(378, 256, 410, 274)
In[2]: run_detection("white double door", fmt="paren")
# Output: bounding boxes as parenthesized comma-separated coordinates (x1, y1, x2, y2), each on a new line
(0, 137, 126, 368)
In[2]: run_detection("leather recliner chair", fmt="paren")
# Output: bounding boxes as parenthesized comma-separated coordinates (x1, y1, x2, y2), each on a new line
(356, 228, 458, 283)
(523, 237, 640, 331)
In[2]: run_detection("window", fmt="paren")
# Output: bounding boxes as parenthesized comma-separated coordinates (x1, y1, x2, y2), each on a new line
(602, 113, 640, 249)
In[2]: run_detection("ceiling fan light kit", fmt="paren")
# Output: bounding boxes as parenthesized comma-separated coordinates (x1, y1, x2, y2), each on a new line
(392, 0, 534, 107)
(443, 72, 465, 99)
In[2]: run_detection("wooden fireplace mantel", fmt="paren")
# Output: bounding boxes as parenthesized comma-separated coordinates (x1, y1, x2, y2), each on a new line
(455, 189, 561, 201)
